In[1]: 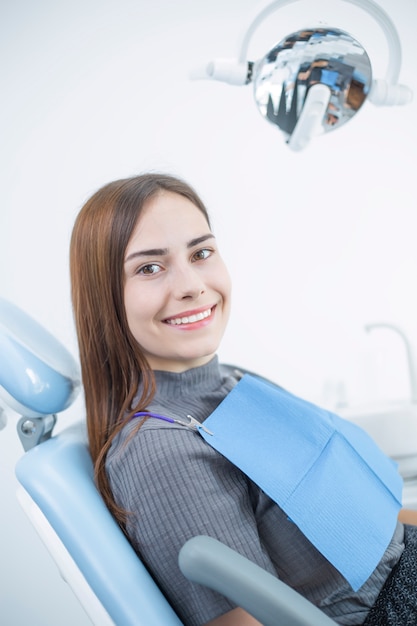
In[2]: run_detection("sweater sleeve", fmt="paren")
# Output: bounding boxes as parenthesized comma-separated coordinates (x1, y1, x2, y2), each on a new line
(106, 422, 279, 626)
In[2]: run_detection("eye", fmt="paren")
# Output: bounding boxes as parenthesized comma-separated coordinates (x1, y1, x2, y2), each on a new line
(137, 263, 162, 276)
(192, 248, 212, 262)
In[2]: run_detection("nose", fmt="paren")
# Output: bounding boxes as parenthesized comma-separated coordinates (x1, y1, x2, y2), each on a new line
(172, 263, 205, 300)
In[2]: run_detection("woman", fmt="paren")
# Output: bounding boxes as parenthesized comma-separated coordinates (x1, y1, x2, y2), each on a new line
(70, 173, 417, 626)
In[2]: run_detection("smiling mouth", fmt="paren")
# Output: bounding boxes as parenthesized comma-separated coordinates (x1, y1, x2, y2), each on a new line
(164, 307, 213, 326)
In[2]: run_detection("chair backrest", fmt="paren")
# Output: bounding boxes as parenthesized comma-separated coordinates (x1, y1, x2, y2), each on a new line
(15, 421, 183, 626)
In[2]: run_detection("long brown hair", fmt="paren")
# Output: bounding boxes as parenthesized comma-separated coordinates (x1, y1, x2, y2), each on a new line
(70, 173, 211, 526)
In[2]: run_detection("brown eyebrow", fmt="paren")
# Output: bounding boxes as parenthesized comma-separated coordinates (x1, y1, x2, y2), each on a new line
(187, 233, 215, 248)
(125, 233, 215, 263)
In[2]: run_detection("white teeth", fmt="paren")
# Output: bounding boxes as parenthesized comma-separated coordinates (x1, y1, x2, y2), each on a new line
(166, 308, 211, 325)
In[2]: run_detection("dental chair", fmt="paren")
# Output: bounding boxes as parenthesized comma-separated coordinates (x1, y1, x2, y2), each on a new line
(0, 297, 335, 626)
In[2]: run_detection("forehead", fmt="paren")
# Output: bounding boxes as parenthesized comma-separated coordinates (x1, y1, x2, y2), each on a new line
(128, 191, 210, 247)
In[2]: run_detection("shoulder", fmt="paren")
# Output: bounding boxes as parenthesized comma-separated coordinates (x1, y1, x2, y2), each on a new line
(106, 418, 253, 510)
(107, 419, 204, 466)
(106, 419, 232, 488)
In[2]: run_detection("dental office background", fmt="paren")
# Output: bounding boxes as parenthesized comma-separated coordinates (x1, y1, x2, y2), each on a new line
(1, 0, 416, 623)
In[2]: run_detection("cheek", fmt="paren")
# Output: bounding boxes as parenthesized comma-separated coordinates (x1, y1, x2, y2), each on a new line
(124, 284, 146, 333)
(124, 283, 161, 332)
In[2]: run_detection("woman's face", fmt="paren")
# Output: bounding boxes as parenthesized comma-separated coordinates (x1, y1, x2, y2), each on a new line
(123, 191, 232, 372)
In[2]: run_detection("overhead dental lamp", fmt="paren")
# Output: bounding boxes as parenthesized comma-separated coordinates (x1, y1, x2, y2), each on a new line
(192, 0, 412, 150)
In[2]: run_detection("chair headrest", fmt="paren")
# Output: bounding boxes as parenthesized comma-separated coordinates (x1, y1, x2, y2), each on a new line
(0, 298, 80, 417)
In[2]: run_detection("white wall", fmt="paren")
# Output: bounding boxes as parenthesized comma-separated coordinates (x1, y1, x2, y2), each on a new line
(1, 0, 416, 623)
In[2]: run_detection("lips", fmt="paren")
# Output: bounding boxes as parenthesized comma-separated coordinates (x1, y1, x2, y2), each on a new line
(164, 306, 213, 326)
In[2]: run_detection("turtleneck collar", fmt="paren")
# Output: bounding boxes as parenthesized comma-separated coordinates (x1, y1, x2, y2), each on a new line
(147, 355, 239, 423)
(152, 355, 224, 397)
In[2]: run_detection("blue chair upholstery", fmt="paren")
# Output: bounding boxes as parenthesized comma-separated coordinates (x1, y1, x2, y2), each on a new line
(15, 422, 183, 626)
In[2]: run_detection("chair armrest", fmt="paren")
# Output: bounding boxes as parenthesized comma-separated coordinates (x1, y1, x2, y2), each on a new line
(179, 536, 336, 626)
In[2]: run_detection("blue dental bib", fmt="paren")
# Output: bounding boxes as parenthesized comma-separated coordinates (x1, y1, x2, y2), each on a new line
(199, 374, 403, 591)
